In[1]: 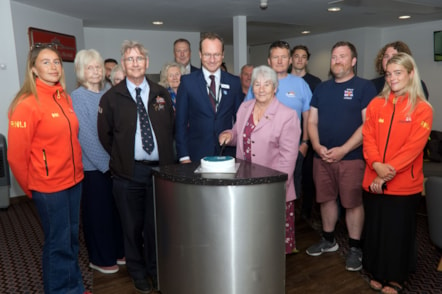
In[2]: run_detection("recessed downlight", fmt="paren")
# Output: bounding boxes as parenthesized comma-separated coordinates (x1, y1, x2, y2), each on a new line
(328, 7, 341, 12)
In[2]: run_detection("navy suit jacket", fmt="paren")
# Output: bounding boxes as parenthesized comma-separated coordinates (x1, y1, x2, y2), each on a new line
(190, 65, 199, 72)
(175, 69, 243, 161)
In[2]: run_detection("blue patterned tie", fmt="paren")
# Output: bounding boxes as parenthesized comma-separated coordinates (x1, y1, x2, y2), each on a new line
(135, 87, 154, 154)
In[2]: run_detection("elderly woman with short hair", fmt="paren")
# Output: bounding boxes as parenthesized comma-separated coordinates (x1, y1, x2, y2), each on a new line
(71, 49, 125, 275)
(219, 65, 301, 254)
(159, 61, 184, 111)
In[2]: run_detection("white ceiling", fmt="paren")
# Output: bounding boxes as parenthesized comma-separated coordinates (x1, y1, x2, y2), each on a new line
(11, 0, 442, 45)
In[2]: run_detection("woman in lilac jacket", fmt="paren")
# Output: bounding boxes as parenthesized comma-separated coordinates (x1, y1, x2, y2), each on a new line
(219, 65, 301, 254)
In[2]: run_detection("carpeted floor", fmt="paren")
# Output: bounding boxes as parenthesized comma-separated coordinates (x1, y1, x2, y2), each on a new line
(0, 197, 92, 293)
(306, 198, 442, 294)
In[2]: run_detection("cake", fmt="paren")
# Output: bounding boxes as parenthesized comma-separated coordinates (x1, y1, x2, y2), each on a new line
(200, 156, 235, 172)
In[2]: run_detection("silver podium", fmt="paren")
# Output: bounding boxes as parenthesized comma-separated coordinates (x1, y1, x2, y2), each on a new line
(153, 160, 287, 294)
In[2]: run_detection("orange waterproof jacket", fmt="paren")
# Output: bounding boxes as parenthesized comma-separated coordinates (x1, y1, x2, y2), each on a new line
(362, 93, 432, 195)
(7, 79, 84, 197)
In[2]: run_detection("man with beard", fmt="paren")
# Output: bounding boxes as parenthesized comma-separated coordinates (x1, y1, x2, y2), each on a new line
(306, 41, 376, 272)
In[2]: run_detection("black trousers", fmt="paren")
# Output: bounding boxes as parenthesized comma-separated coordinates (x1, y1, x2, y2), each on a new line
(113, 162, 157, 280)
(82, 170, 124, 266)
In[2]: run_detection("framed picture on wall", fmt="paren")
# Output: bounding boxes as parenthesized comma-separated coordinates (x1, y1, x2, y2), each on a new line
(28, 27, 77, 62)
(434, 31, 442, 62)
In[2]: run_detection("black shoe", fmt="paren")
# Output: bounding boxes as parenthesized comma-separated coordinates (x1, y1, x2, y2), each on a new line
(133, 279, 152, 294)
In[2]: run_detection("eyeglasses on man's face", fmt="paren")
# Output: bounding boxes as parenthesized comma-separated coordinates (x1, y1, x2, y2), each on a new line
(201, 53, 223, 59)
(124, 56, 146, 63)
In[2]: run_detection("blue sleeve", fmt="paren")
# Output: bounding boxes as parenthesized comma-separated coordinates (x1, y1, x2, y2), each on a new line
(72, 90, 109, 173)
(301, 79, 312, 113)
(243, 86, 254, 102)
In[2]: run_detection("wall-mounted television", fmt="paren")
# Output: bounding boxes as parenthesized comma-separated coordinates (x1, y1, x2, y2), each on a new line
(434, 30, 442, 61)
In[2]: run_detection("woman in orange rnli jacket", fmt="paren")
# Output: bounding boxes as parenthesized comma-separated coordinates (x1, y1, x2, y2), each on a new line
(7, 44, 87, 294)
(361, 53, 432, 294)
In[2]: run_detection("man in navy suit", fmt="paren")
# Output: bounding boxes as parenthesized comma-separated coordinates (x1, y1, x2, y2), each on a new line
(175, 32, 243, 163)
(173, 38, 199, 74)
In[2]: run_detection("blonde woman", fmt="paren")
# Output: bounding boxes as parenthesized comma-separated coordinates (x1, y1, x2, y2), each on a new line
(362, 53, 433, 294)
(8, 44, 86, 293)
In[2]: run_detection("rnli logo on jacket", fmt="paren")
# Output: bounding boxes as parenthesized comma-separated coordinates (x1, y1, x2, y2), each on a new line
(51, 113, 60, 118)
(343, 88, 354, 100)
(10, 121, 26, 128)
(399, 116, 412, 123)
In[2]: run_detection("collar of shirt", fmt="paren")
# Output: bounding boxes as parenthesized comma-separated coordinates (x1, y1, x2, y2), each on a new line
(202, 67, 221, 87)
(126, 78, 150, 106)
(185, 63, 191, 74)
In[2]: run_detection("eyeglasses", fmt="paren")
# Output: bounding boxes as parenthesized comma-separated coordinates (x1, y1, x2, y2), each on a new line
(30, 42, 58, 51)
(269, 40, 290, 50)
(124, 56, 146, 63)
(201, 53, 223, 59)
(86, 65, 102, 72)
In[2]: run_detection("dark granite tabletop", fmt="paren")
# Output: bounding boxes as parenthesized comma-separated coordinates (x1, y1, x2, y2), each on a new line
(152, 158, 287, 186)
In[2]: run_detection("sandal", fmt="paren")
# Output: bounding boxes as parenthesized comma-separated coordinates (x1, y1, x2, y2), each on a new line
(369, 279, 384, 291)
(381, 281, 403, 294)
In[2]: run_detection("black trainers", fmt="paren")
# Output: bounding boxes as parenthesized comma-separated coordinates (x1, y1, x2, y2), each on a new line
(306, 237, 339, 256)
(345, 247, 363, 271)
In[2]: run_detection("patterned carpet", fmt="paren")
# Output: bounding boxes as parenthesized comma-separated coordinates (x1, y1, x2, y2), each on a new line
(0, 197, 92, 293)
(306, 198, 442, 294)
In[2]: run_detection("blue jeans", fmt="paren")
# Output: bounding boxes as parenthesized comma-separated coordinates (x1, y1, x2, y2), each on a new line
(32, 183, 85, 294)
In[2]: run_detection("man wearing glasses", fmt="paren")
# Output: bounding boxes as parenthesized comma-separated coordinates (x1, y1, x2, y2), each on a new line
(175, 32, 243, 163)
(98, 40, 175, 293)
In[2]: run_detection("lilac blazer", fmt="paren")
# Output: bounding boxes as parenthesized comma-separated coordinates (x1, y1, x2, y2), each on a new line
(226, 98, 301, 201)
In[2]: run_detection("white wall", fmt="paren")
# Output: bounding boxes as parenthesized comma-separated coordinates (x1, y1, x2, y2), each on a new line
(0, 0, 20, 138)
(84, 28, 200, 74)
(250, 27, 383, 80)
(83, 29, 238, 75)
(250, 23, 442, 129)
(0, 0, 19, 198)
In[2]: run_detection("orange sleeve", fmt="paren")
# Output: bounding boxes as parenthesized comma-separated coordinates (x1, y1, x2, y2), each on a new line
(7, 101, 38, 197)
(362, 99, 383, 170)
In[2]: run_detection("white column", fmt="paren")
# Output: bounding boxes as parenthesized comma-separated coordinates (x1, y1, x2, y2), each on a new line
(233, 15, 248, 75)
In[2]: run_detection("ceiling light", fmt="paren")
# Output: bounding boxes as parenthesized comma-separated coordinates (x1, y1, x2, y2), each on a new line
(398, 15, 411, 19)
(328, 7, 341, 12)
(152, 21, 163, 25)
(301, 31, 311, 35)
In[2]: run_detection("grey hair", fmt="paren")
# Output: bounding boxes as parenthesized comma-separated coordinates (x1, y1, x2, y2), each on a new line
(251, 65, 279, 89)
(158, 61, 184, 88)
(120, 40, 149, 58)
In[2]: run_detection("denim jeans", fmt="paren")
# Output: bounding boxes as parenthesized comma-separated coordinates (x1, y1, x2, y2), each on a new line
(32, 183, 85, 294)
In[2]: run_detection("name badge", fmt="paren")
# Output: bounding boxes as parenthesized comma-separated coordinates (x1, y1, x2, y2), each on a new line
(221, 84, 230, 89)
